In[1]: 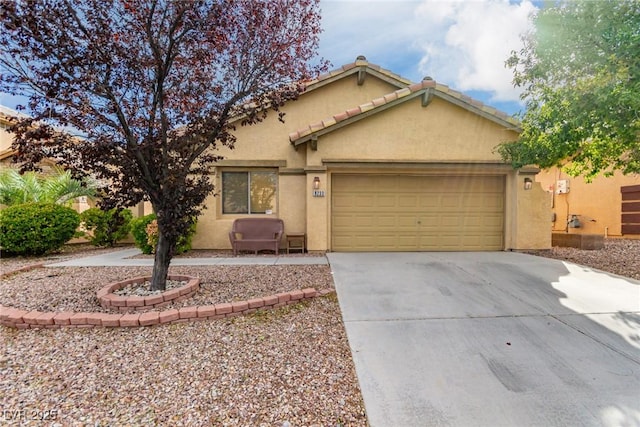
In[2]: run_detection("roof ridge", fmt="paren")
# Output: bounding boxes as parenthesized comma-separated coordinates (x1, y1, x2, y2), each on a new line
(303, 55, 413, 89)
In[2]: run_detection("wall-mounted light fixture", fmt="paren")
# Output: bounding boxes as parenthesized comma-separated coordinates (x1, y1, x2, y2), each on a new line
(312, 176, 325, 197)
(524, 177, 533, 190)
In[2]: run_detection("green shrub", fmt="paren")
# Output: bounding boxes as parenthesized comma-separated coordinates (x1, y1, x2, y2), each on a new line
(130, 213, 156, 254)
(0, 203, 80, 255)
(176, 219, 197, 255)
(80, 207, 133, 247)
(130, 213, 196, 255)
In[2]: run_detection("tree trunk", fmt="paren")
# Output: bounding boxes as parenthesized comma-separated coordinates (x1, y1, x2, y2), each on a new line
(150, 231, 171, 291)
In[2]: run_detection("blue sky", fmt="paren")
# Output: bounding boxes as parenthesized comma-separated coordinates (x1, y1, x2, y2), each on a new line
(0, 0, 539, 117)
(317, 0, 540, 115)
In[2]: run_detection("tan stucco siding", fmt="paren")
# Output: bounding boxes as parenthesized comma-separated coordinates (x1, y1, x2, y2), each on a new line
(192, 191, 233, 250)
(277, 173, 307, 236)
(191, 69, 550, 251)
(307, 97, 519, 165)
(536, 168, 640, 236)
(0, 127, 13, 152)
(299, 74, 400, 123)
(216, 75, 400, 168)
(515, 174, 552, 249)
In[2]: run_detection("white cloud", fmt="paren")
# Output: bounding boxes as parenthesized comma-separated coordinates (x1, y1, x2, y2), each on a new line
(318, 1, 424, 71)
(415, 0, 537, 101)
(318, 0, 537, 109)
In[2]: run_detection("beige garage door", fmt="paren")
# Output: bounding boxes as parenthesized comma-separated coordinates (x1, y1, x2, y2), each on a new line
(332, 174, 505, 251)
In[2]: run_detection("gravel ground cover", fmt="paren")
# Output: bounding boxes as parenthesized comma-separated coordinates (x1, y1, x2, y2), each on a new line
(524, 237, 640, 280)
(2, 297, 366, 426)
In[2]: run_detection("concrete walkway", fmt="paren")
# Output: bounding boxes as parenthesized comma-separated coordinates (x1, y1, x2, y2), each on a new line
(328, 251, 640, 427)
(46, 248, 328, 267)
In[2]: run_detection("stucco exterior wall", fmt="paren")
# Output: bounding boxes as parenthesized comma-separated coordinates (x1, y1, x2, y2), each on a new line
(215, 75, 398, 166)
(0, 126, 13, 152)
(515, 172, 552, 249)
(192, 191, 233, 250)
(536, 168, 640, 237)
(307, 97, 518, 165)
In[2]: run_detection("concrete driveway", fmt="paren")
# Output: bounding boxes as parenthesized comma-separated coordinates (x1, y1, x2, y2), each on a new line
(327, 252, 640, 427)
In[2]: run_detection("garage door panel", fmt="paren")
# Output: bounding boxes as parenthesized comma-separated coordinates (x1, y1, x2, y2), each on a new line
(333, 195, 355, 208)
(398, 195, 419, 208)
(463, 216, 484, 227)
(355, 195, 375, 207)
(482, 214, 504, 227)
(377, 235, 419, 249)
(377, 195, 396, 207)
(332, 174, 504, 251)
(332, 215, 354, 228)
(466, 194, 501, 208)
(440, 216, 464, 227)
(436, 235, 464, 247)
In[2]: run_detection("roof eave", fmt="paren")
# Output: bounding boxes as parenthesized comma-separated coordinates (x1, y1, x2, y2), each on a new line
(433, 89, 522, 132)
(0, 148, 17, 160)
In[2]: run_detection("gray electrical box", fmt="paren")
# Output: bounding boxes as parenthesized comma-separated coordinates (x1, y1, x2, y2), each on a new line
(556, 179, 570, 194)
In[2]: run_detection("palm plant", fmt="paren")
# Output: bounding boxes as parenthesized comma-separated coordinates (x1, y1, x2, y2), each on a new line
(0, 166, 98, 207)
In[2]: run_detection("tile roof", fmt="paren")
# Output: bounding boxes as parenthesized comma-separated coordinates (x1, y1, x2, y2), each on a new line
(290, 57, 521, 146)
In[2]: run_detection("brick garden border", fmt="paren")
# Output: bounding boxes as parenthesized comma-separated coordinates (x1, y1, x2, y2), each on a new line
(0, 288, 329, 329)
(97, 275, 201, 312)
(0, 263, 45, 279)
(0, 264, 333, 330)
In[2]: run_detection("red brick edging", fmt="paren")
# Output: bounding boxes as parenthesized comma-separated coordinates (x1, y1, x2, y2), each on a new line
(0, 288, 331, 330)
(1, 264, 334, 330)
(97, 275, 201, 312)
(0, 263, 45, 279)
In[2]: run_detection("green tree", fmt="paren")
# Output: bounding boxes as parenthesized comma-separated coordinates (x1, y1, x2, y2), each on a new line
(497, 0, 640, 180)
(0, 167, 97, 207)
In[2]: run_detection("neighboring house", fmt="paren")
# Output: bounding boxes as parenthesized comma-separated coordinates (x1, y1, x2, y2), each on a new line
(194, 56, 551, 252)
(536, 169, 640, 237)
(0, 105, 29, 165)
(0, 105, 96, 216)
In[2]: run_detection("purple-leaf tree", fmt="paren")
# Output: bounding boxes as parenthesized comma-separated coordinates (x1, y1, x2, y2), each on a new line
(0, 0, 326, 290)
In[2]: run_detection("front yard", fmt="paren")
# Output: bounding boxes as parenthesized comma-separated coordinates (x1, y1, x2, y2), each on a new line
(0, 246, 367, 426)
(1, 238, 637, 425)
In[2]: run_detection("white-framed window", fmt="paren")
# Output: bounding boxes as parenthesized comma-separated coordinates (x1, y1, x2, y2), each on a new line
(222, 170, 277, 214)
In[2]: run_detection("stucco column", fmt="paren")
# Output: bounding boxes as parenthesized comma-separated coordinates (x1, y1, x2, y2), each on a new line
(305, 169, 328, 252)
(515, 168, 552, 249)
